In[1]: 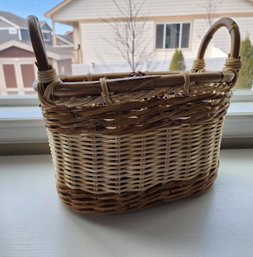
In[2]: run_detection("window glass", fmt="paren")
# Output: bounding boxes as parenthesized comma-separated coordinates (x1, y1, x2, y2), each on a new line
(42, 32, 51, 41)
(21, 64, 35, 88)
(2, 64, 19, 95)
(156, 24, 164, 48)
(3, 64, 17, 89)
(156, 23, 190, 49)
(165, 24, 180, 49)
(181, 23, 190, 48)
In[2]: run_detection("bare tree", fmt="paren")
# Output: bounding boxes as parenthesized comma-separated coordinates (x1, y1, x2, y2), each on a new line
(103, 0, 153, 72)
(197, 0, 223, 40)
(202, 0, 223, 27)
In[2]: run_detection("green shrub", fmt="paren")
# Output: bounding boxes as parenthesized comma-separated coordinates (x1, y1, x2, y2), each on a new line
(169, 49, 186, 71)
(236, 37, 253, 89)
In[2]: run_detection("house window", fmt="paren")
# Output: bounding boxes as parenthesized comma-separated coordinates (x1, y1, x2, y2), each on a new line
(8, 28, 17, 34)
(21, 64, 35, 89)
(155, 23, 191, 49)
(42, 32, 51, 42)
(0, 62, 35, 95)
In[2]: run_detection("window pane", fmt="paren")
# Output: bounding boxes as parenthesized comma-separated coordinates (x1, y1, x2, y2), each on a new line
(181, 23, 190, 48)
(165, 24, 180, 48)
(3, 64, 17, 88)
(21, 64, 35, 88)
(156, 24, 164, 48)
(43, 32, 51, 41)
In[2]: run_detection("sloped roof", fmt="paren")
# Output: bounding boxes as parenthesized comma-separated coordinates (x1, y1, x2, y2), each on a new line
(56, 34, 73, 45)
(0, 11, 73, 46)
(45, 0, 72, 18)
(0, 19, 11, 27)
(61, 34, 73, 43)
(40, 21, 52, 31)
(0, 40, 72, 60)
(0, 11, 53, 31)
(0, 10, 27, 27)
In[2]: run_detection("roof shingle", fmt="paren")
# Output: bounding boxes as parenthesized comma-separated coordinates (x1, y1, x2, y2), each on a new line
(0, 10, 27, 27)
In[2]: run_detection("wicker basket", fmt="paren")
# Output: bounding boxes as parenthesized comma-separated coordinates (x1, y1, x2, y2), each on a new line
(27, 16, 241, 214)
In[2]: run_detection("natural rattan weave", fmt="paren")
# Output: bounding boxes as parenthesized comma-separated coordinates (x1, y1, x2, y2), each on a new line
(27, 16, 241, 214)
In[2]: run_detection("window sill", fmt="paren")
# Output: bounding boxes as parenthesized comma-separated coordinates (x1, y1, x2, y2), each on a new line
(154, 48, 191, 52)
(1, 149, 253, 257)
(0, 93, 252, 148)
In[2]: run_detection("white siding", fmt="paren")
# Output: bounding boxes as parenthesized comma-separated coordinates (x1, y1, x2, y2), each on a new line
(81, 16, 237, 72)
(54, 0, 253, 21)
(80, 19, 209, 65)
(80, 21, 154, 67)
(55, 0, 253, 72)
(77, 15, 240, 73)
(212, 16, 253, 54)
(57, 59, 72, 75)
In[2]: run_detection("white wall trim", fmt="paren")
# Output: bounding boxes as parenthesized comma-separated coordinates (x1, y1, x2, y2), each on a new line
(0, 102, 252, 144)
(0, 40, 71, 61)
(0, 27, 15, 30)
(0, 113, 252, 144)
(0, 118, 47, 144)
(0, 64, 7, 96)
(17, 28, 22, 40)
(16, 62, 25, 94)
(0, 16, 19, 28)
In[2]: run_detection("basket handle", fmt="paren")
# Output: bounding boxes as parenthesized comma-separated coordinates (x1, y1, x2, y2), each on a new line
(192, 17, 241, 72)
(27, 15, 50, 72)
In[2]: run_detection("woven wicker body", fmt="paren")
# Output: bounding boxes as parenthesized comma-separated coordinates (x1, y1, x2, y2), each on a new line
(52, 122, 220, 214)
(27, 16, 241, 214)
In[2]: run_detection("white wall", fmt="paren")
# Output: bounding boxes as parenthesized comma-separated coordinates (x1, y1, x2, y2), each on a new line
(211, 16, 253, 54)
(57, 59, 72, 76)
(80, 21, 154, 66)
(54, 0, 253, 73)
(76, 13, 253, 73)
(78, 17, 230, 69)
(72, 57, 228, 75)
(54, 0, 253, 21)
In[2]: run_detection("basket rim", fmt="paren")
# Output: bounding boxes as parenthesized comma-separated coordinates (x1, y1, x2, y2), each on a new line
(34, 69, 236, 98)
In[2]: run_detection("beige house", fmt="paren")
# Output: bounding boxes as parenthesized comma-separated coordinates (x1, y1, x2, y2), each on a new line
(0, 11, 73, 96)
(45, 0, 253, 73)
(0, 40, 72, 95)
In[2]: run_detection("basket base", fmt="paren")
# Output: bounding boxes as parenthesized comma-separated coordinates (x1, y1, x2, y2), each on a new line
(56, 167, 217, 215)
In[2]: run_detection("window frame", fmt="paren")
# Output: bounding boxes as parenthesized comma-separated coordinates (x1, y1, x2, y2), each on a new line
(0, 90, 252, 147)
(155, 21, 192, 51)
(42, 31, 51, 42)
(1, 90, 252, 107)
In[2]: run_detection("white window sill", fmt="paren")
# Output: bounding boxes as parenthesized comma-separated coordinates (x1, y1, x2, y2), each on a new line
(0, 92, 253, 144)
(1, 149, 253, 257)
